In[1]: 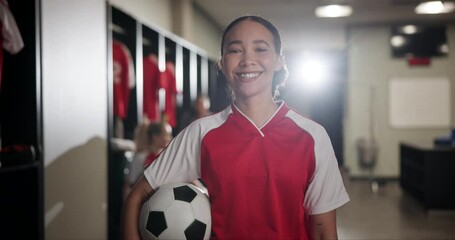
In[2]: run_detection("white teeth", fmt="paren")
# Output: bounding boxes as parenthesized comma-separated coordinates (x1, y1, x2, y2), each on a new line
(239, 72, 259, 78)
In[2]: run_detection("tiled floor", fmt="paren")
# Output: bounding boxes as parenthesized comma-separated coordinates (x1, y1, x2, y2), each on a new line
(337, 179, 455, 240)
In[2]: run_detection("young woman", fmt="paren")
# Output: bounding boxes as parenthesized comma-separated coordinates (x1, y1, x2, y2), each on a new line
(122, 15, 349, 240)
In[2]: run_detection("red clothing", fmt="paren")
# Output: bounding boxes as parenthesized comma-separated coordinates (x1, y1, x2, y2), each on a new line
(144, 103, 349, 239)
(201, 105, 314, 238)
(143, 54, 161, 121)
(143, 152, 158, 169)
(160, 62, 177, 127)
(113, 40, 135, 119)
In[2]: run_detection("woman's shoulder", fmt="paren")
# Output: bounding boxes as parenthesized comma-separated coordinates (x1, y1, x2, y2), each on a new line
(285, 108, 328, 136)
(193, 106, 231, 123)
(183, 106, 232, 133)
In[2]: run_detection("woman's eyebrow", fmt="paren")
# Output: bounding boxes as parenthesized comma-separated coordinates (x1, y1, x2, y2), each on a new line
(253, 39, 270, 46)
(226, 40, 242, 47)
(226, 39, 270, 47)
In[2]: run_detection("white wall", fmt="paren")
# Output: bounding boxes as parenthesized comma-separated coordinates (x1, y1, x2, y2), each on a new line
(110, 0, 221, 60)
(344, 25, 455, 177)
(42, 0, 108, 239)
(192, 6, 222, 60)
(109, 0, 173, 33)
(283, 21, 346, 52)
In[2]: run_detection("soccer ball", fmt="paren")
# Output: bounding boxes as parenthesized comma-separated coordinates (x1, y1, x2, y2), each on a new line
(139, 182, 211, 240)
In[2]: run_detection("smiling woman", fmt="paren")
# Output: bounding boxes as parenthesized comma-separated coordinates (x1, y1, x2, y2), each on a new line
(219, 19, 284, 115)
(219, 16, 288, 105)
(122, 15, 349, 240)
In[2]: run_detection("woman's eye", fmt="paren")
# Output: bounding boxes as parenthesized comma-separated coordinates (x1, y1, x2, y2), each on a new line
(256, 48, 267, 53)
(227, 49, 241, 54)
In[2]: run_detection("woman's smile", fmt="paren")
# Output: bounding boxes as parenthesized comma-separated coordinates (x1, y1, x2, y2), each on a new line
(235, 71, 262, 82)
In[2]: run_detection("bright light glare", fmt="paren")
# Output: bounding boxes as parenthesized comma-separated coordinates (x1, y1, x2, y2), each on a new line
(415, 1, 455, 14)
(315, 5, 353, 18)
(439, 44, 449, 54)
(402, 25, 418, 34)
(391, 35, 406, 47)
(297, 56, 329, 90)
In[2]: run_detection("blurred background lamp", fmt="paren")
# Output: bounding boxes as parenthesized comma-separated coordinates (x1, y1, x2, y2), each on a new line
(439, 44, 449, 54)
(402, 25, 418, 34)
(315, 5, 353, 18)
(391, 35, 406, 47)
(415, 1, 455, 14)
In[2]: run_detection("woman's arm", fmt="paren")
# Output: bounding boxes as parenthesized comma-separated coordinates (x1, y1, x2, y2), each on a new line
(121, 176, 154, 240)
(308, 210, 338, 240)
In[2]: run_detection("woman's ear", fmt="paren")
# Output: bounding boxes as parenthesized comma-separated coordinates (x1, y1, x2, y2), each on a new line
(217, 59, 223, 71)
(274, 55, 285, 71)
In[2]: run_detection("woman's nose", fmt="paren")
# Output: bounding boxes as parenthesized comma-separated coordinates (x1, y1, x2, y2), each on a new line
(239, 50, 256, 67)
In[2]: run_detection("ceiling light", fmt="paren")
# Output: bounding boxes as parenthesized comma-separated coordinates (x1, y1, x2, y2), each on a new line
(415, 1, 455, 14)
(315, 5, 353, 18)
(401, 25, 418, 34)
(390, 36, 407, 47)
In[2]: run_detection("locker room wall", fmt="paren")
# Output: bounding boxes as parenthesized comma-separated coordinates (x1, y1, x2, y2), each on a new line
(109, 0, 221, 59)
(109, 0, 173, 34)
(344, 24, 455, 178)
(42, 0, 108, 239)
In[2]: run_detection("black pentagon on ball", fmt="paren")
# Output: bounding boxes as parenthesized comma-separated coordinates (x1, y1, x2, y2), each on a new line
(146, 211, 167, 236)
(173, 185, 197, 203)
(184, 219, 207, 240)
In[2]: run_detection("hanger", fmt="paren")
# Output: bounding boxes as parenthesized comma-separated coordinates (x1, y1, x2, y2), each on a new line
(109, 23, 127, 35)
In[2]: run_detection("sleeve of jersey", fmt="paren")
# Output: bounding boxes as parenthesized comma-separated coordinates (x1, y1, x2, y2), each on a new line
(128, 152, 147, 185)
(143, 124, 201, 190)
(304, 126, 350, 215)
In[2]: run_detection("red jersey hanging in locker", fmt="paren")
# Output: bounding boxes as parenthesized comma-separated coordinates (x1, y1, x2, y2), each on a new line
(0, 0, 24, 91)
(161, 61, 177, 127)
(113, 40, 135, 119)
(143, 53, 161, 122)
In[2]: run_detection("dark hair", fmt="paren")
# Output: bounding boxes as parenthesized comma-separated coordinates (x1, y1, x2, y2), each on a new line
(219, 15, 288, 101)
(221, 16, 282, 56)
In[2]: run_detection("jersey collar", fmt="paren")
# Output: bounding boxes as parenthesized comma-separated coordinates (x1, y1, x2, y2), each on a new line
(230, 101, 289, 137)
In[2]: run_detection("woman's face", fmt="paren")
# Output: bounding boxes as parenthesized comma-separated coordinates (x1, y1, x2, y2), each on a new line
(220, 20, 283, 102)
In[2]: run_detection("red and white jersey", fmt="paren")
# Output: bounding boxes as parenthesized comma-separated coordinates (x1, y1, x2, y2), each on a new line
(0, 0, 24, 90)
(113, 40, 135, 119)
(143, 152, 158, 169)
(143, 53, 161, 122)
(144, 102, 350, 240)
(160, 61, 177, 127)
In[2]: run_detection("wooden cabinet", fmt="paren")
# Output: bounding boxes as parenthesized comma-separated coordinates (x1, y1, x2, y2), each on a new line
(400, 142, 455, 209)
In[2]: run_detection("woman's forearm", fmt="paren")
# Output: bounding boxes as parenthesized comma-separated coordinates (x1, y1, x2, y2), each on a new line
(121, 176, 154, 240)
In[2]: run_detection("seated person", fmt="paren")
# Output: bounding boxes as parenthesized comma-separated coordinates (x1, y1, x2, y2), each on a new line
(127, 120, 172, 187)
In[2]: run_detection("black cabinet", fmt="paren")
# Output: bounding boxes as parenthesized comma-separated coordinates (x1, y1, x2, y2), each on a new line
(400, 142, 455, 209)
(0, 0, 43, 239)
(0, 162, 41, 239)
